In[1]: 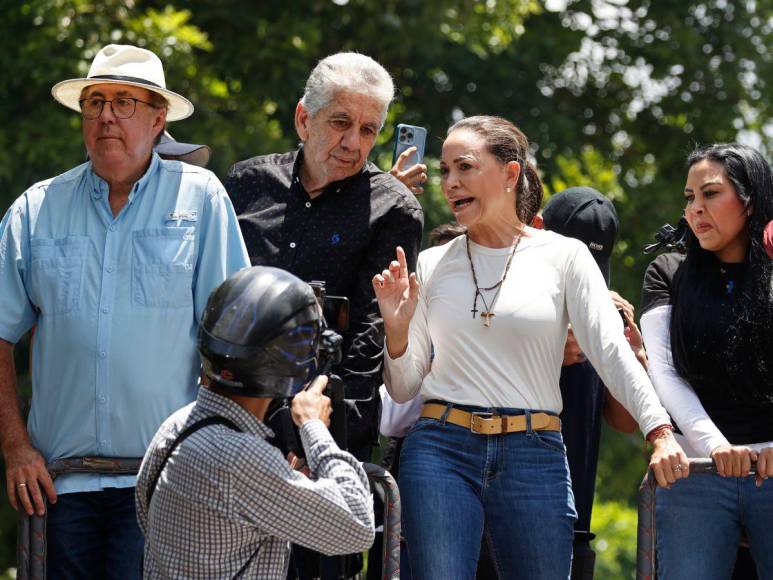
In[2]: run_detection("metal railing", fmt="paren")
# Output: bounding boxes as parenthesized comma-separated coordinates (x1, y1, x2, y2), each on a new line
(636, 458, 758, 580)
(363, 463, 401, 580)
(16, 457, 142, 580)
(16, 457, 400, 580)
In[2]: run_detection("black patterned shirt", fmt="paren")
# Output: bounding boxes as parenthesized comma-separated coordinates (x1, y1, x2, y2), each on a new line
(224, 149, 423, 448)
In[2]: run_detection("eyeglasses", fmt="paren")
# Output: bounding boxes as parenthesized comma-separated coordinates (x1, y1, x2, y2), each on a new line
(78, 97, 158, 120)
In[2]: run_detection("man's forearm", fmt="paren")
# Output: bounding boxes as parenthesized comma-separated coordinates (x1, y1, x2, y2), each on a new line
(298, 420, 375, 554)
(0, 339, 31, 456)
(0, 337, 58, 514)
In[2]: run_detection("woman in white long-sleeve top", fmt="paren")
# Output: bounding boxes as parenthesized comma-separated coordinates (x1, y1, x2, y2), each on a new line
(640, 143, 773, 580)
(372, 115, 687, 580)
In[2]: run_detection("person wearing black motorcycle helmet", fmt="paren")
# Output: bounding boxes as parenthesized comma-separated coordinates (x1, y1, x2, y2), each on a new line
(198, 265, 323, 398)
(135, 266, 374, 579)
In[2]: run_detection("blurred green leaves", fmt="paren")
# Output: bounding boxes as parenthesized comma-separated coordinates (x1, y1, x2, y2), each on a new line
(592, 498, 639, 579)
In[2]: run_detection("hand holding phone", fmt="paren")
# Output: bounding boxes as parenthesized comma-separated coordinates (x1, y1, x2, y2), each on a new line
(391, 124, 428, 195)
(610, 290, 633, 328)
(617, 307, 629, 328)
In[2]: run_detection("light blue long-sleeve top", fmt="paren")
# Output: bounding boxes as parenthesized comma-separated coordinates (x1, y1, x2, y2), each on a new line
(0, 153, 250, 494)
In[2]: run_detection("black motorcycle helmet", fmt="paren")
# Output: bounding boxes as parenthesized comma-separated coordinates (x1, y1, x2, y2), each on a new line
(198, 266, 322, 398)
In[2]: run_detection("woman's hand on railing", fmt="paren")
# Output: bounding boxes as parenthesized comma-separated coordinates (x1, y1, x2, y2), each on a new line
(648, 430, 690, 488)
(710, 444, 756, 478)
(751, 447, 772, 487)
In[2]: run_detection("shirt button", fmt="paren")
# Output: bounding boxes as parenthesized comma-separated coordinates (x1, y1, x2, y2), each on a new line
(305, 202, 311, 208)
(99, 351, 107, 358)
(98, 395, 107, 404)
(100, 440, 108, 446)
(109, 225, 116, 232)
(101, 307, 109, 314)
(106, 266, 114, 273)
(289, 242, 296, 249)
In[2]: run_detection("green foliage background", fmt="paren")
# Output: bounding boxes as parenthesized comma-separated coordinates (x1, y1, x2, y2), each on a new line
(0, 0, 770, 576)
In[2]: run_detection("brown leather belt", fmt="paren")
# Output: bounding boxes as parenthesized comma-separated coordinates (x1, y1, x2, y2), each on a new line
(420, 403, 561, 435)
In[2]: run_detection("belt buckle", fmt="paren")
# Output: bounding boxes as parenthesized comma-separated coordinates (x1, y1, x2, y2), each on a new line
(531, 413, 550, 431)
(470, 411, 495, 434)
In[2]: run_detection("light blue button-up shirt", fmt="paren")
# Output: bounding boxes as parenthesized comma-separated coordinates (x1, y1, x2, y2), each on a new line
(0, 153, 250, 494)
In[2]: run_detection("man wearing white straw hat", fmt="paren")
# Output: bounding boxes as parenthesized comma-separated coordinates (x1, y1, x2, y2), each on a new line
(0, 44, 249, 577)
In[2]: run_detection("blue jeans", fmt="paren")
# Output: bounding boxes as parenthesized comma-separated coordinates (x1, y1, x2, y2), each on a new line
(47, 487, 143, 580)
(399, 405, 576, 580)
(656, 472, 773, 579)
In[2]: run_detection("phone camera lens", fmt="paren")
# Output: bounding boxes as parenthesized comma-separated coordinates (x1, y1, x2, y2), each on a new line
(406, 131, 414, 140)
(399, 127, 407, 134)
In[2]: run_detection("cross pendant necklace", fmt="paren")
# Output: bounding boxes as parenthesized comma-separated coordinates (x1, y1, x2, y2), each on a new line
(465, 229, 523, 328)
(474, 288, 496, 326)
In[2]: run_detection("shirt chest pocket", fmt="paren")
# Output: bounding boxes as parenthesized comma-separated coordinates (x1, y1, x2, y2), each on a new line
(132, 227, 195, 308)
(30, 236, 89, 315)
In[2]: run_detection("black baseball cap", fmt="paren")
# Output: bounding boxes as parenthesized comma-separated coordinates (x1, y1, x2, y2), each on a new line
(542, 186, 619, 285)
(155, 131, 211, 167)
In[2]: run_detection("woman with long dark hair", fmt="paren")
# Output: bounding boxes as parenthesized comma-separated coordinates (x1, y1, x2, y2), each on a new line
(373, 115, 687, 580)
(641, 143, 773, 578)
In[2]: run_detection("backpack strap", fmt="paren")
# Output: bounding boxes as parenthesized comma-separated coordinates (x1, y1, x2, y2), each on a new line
(146, 415, 242, 506)
(144, 415, 263, 578)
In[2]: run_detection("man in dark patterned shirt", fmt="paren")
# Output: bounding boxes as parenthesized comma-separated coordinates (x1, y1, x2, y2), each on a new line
(224, 52, 424, 462)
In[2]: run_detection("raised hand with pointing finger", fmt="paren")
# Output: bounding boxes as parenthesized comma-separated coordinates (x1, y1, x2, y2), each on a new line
(371, 246, 420, 359)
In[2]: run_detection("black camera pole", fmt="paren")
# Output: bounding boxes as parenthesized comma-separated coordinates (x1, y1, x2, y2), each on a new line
(325, 374, 348, 450)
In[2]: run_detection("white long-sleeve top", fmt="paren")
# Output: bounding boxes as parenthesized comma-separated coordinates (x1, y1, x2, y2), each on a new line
(641, 304, 773, 458)
(384, 230, 671, 436)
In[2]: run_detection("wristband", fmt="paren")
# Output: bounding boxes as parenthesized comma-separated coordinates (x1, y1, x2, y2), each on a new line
(646, 424, 674, 443)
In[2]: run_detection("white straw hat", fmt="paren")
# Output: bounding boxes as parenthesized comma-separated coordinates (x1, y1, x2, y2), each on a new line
(51, 44, 194, 122)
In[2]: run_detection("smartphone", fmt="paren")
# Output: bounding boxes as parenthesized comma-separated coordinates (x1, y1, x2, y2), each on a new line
(617, 307, 629, 328)
(392, 123, 427, 168)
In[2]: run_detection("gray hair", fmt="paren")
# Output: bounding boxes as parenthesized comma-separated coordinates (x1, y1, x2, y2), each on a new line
(300, 52, 394, 127)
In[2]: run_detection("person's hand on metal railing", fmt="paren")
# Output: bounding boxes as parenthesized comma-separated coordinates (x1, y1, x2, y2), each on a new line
(710, 444, 756, 478)
(752, 447, 772, 487)
(708, 445, 772, 487)
(16, 457, 143, 580)
(647, 429, 690, 488)
(4, 442, 57, 516)
(636, 457, 761, 580)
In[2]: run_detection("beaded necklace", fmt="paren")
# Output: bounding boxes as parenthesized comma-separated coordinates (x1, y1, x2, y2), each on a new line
(465, 228, 524, 327)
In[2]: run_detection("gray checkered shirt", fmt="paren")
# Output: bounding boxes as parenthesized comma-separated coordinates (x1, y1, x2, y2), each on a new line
(136, 387, 374, 578)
